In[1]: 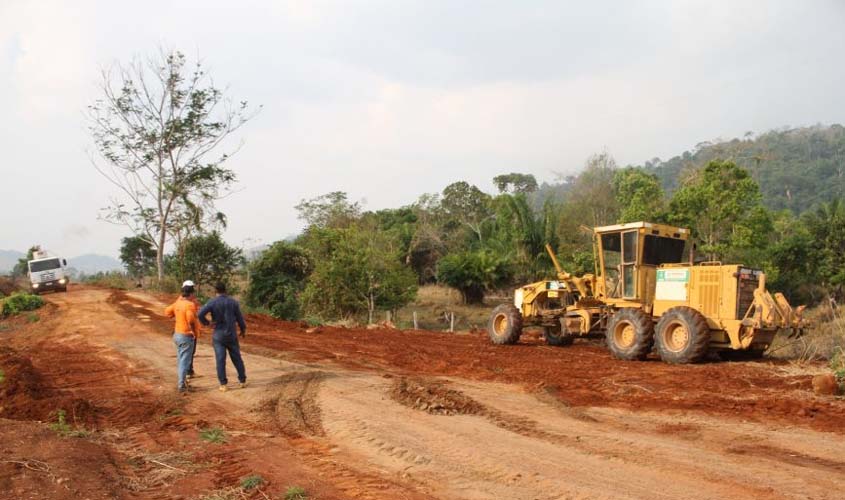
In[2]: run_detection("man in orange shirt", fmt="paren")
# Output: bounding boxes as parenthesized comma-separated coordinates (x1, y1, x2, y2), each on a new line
(165, 281, 202, 393)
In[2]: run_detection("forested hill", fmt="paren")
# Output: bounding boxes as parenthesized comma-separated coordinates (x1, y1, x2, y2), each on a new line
(643, 124, 845, 213)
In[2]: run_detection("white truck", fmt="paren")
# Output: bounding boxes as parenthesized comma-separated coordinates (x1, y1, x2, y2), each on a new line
(28, 250, 70, 293)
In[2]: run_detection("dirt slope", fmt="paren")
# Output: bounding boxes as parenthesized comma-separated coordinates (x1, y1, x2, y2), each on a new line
(1, 285, 843, 499)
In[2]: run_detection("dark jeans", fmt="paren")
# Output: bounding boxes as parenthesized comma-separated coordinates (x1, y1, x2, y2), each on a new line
(213, 333, 246, 386)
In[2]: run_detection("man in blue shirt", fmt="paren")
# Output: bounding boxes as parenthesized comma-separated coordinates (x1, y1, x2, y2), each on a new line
(198, 282, 248, 392)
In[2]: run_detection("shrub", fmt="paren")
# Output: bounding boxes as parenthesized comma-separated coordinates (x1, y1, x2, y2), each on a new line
(246, 241, 312, 320)
(239, 474, 265, 490)
(437, 250, 513, 304)
(285, 486, 307, 500)
(199, 428, 226, 444)
(1, 293, 44, 317)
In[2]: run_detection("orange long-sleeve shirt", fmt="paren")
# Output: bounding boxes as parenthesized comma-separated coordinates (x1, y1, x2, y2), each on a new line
(164, 296, 201, 337)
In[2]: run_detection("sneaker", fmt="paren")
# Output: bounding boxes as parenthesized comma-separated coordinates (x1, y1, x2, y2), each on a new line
(239, 381, 248, 389)
(218, 385, 228, 392)
(186, 373, 194, 380)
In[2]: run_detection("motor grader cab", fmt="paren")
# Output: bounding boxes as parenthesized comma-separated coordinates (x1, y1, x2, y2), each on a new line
(487, 221, 805, 363)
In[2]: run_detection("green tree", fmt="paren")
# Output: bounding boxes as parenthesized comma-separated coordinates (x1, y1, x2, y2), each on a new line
(12, 246, 40, 277)
(489, 193, 559, 281)
(437, 249, 513, 304)
(246, 242, 313, 319)
(300, 227, 417, 322)
(88, 49, 259, 281)
(493, 173, 538, 193)
(613, 167, 666, 223)
(563, 152, 620, 227)
(669, 160, 772, 262)
(441, 181, 493, 243)
(295, 191, 361, 229)
(175, 232, 244, 288)
(119, 236, 156, 282)
(801, 199, 845, 294)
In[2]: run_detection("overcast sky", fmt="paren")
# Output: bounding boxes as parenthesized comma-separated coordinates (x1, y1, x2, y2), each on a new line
(1, 0, 844, 258)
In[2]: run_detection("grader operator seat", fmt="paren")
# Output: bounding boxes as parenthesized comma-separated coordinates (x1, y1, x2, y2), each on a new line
(594, 222, 689, 304)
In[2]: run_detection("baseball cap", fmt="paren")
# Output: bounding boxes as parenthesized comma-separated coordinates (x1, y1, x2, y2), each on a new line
(182, 280, 196, 288)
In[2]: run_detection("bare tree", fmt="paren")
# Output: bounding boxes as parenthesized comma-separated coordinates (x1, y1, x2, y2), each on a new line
(88, 49, 259, 281)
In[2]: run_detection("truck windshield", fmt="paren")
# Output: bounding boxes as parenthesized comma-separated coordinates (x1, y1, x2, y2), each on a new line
(642, 236, 685, 265)
(29, 259, 61, 272)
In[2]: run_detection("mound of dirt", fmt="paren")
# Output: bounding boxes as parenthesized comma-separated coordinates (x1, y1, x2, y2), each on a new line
(0, 276, 18, 297)
(0, 418, 126, 500)
(390, 378, 485, 416)
(0, 347, 98, 425)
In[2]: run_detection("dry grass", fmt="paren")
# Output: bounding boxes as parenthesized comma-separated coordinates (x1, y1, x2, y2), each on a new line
(768, 305, 845, 364)
(395, 285, 508, 332)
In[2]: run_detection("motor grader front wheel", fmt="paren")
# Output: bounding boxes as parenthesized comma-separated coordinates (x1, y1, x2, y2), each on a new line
(488, 304, 523, 345)
(605, 308, 654, 361)
(654, 306, 710, 364)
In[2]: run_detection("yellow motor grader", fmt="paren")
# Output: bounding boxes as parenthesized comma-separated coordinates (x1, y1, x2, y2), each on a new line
(487, 221, 805, 363)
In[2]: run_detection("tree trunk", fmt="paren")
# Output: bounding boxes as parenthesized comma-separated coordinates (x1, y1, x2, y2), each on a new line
(156, 228, 166, 283)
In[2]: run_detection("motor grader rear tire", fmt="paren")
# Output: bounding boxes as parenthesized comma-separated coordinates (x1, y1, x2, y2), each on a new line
(605, 308, 654, 360)
(488, 304, 523, 345)
(544, 325, 574, 346)
(655, 307, 710, 364)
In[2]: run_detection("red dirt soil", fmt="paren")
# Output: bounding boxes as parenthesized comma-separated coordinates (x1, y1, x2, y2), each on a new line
(113, 290, 845, 434)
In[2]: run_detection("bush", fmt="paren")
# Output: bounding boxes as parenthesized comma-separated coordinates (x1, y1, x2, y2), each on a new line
(285, 486, 307, 500)
(82, 271, 133, 290)
(437, 250, 513, 304)
(1, 293, 44, 317)
(239, 474, 265, 490)
(246, 242, 312, 320)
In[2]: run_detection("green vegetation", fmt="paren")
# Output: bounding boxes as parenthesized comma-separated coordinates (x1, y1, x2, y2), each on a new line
(167, 231, 244, 289)
(647, 125, 845, 214)
(246, 242, 312, 320)
(199, 428, 227, 444)
(239, 474, 265, 490)
(119, 236, 156, 283)
(1, 293, 44, 317)
(89, 49, 258, 282)
(0, 369, 5, 384)
(49, 409, 88, 438)
(112, 123, 845, 328)
(11, 246, 40, 278)
(284, 486, 308, 500)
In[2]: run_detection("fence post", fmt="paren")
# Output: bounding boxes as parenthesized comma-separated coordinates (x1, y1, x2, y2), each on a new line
(450, 312, 455, 332)
(413, 311, 418, 330)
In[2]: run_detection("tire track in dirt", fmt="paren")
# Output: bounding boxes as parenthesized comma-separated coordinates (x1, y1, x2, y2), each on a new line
(387, 377, 790, 499)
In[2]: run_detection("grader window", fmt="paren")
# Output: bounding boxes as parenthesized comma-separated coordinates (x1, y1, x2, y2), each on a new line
(642, 236, 685, 265)
(601, 232, 622, 298)
(622, 231, 637, 298)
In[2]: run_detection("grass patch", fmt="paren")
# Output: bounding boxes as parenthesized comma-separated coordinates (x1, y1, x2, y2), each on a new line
(0, 368, 4, 384)
(1, 292, 44, 317)
(396, 284, 504, 331)
(239, 474, 265, 490)
(285, 486, 307, 500)
(49, 409, 89, 438)
(26, 312, 39, 323)
(199, 427, 227, 444)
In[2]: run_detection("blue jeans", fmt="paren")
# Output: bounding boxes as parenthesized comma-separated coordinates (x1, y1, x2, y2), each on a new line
(187, 338, 198, 376)
(213, 333, 246, 386)
(172, 333, 196, 390)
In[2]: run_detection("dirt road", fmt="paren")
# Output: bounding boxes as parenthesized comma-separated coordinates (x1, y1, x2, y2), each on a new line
(2, 286, 844, 499)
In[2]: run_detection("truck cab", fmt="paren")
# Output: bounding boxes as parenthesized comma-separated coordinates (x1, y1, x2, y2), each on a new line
(28, 251, 70, 293)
